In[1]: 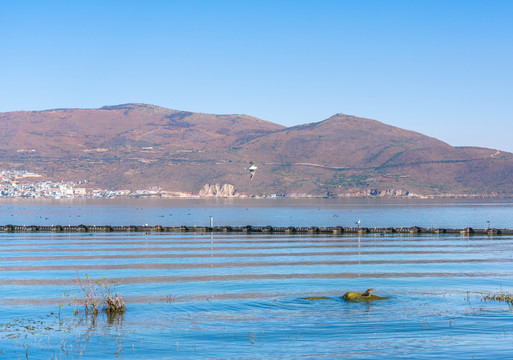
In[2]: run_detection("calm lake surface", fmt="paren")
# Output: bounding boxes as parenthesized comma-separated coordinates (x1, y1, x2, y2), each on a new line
(1, 197, 513, 228)
(1, 199, 513, 358)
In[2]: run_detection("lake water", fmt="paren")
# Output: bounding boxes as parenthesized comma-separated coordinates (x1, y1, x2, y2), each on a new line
(1, 199, 513, 359)
(1, 197, 513, 228)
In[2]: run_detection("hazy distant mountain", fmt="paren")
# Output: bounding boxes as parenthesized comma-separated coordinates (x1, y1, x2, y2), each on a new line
(1, 103, 512, 197)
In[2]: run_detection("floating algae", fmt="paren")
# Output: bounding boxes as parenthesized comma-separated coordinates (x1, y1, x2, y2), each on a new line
(343, 292, 387, 302)
(302, 296, 330, 301)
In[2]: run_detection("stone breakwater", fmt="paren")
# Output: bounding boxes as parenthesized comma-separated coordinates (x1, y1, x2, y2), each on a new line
(0, 224, 510, 235)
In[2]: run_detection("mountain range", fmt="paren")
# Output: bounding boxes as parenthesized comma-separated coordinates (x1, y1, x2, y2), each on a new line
(1, 103, 512, 197)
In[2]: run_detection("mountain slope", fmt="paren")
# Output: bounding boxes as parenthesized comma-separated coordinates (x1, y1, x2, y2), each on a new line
(239, 113, 453, 167)
(0, 104, 511, 197)
(0, 103, 283, 154)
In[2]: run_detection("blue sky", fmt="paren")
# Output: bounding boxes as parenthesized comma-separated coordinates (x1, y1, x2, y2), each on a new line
(1, 0, 512, 150)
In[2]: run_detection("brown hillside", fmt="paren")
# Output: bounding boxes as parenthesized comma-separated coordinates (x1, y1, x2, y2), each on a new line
(0, 104, 283, 154)
(0, 104, 512, 197)
(239, 114, 452, 167)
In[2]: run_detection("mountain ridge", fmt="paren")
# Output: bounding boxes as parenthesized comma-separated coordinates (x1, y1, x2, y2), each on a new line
(0, 104, 511, 197)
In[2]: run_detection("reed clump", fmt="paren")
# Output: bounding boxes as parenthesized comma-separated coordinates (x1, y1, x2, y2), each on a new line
(480, 291, 513, 305)
(163, 294, 176, 303)
(73, 273, 125, 315)
(106, 293, 126, 314)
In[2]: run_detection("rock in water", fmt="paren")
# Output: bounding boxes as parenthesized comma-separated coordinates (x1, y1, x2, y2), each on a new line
(343, 291, 386, 301)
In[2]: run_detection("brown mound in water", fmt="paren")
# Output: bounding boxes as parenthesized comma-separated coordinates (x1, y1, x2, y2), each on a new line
(343, 291, 387, 301)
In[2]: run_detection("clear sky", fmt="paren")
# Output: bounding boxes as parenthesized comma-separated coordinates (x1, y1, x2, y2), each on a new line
(1, 0, 512, 150)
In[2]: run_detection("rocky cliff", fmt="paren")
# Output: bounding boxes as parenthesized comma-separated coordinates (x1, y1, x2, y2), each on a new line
(198, 184, 238, 197)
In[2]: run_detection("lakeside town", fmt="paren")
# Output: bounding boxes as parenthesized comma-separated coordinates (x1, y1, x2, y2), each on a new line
(0, 169, 289, 199)
(0, 169, 280, 199)
(0, 170, 175, 199)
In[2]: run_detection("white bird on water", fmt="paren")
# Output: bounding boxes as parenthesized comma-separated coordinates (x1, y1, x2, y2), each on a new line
(246, 161, 257, 180)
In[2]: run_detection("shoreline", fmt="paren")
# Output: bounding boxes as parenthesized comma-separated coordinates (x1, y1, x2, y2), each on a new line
(1, 194, 513, 202)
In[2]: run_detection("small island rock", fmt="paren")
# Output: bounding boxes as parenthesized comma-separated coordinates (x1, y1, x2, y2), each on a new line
(343, 291, 386, 301)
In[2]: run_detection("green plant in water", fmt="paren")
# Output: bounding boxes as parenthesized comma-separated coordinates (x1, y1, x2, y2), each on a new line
(480, 291, 513, 306)
(163, 294, 176, 303)
(1, 275, 131, 359)
(73, 273, 125, 316)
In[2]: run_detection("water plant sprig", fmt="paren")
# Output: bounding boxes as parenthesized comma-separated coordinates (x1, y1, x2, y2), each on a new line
(480, 291, 513, 306)
(73, 272, 125, 315)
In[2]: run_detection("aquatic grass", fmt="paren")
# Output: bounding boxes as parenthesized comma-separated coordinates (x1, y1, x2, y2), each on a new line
(72, 272, 125, 316)
(0, 273, 128, 358)
(0, 303, 133, 358)
(480, 291, 513, 306)
(163, 294, 176, 302)
(0, 312, 134, 359)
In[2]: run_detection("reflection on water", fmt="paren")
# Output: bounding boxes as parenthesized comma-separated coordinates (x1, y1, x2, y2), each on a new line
(1, 230, 513, 358)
